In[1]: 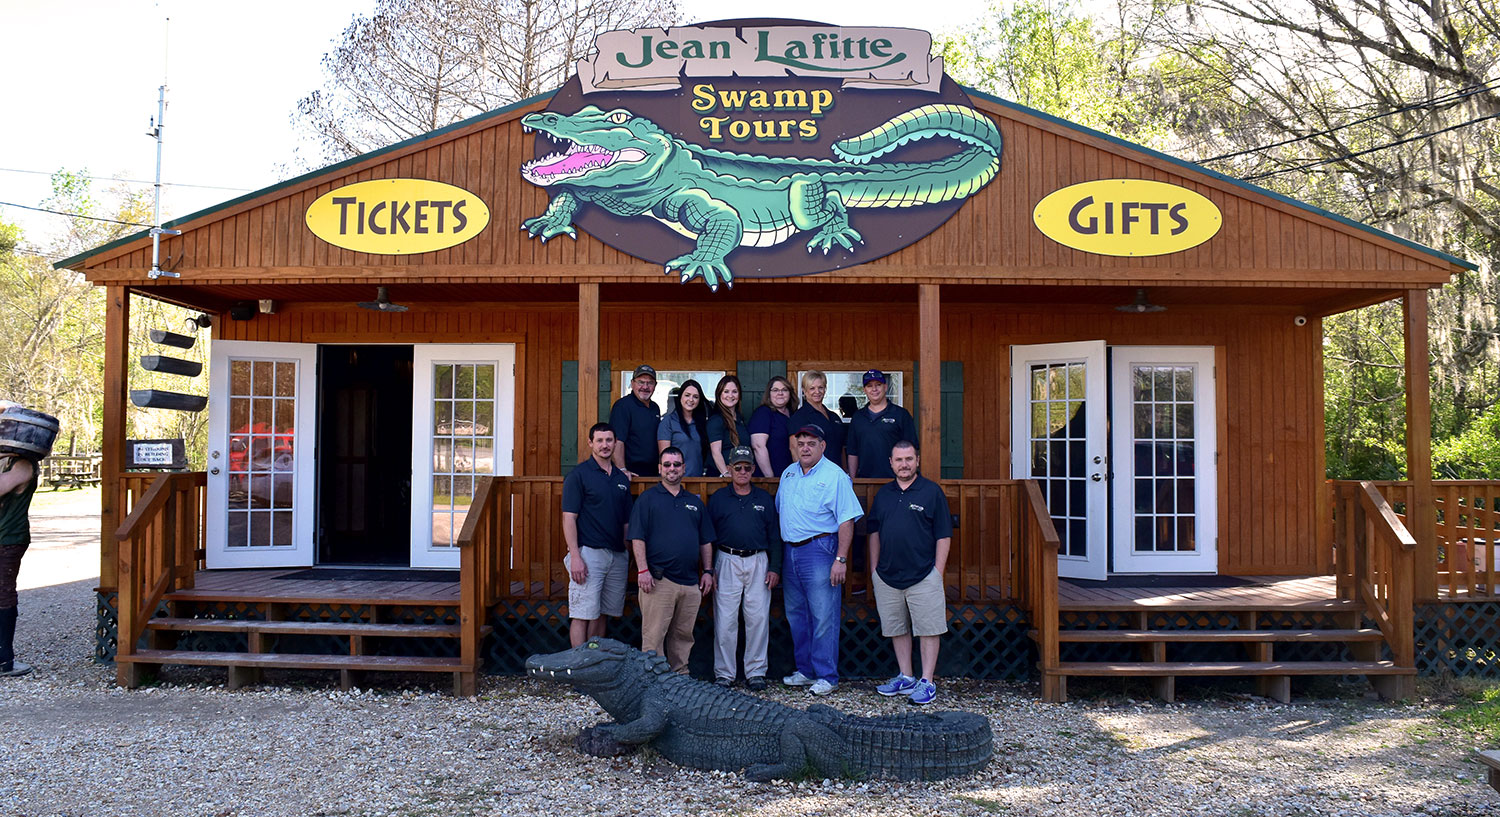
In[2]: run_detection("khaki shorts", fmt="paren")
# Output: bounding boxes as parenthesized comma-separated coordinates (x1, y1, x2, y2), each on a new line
(566, 547, 628, 620)
(872, 568, 948, 637)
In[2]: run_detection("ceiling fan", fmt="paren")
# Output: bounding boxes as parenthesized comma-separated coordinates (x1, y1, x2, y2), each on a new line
(357, 286, 408, 312)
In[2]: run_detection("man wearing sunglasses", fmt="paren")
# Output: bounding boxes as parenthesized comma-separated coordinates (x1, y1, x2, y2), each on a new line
(629, 446, 717, 674)
(707, 446, 782, 690)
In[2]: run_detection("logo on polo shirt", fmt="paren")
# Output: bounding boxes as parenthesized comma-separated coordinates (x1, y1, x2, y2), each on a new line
(753, 504, 766, 512)
(616, 483, 629, 491)
(880, 417, 896, 424)
(685, 503, 699, 512)
(908, 503, 925, 512)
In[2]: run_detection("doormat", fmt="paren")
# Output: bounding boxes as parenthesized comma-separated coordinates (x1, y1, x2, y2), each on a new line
(279, 568, 459, 582)
(1064, 574, 1261, 589)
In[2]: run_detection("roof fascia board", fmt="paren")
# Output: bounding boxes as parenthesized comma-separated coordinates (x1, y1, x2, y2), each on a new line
(965, 87, 1475, 272)
(56, 91, 555, 271)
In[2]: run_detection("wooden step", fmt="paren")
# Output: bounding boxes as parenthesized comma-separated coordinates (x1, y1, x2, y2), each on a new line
(1046, 660, 1415, 677)
(143, 617, 478, 638)
(117, 649, 464, 673)
(1035, 628, 1386, 643)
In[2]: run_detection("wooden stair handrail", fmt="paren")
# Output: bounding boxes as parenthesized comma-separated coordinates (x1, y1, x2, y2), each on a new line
(1356, 481, 1417, 552)
(454, 474, 499, 697)
(455, 475, 495, 549)
(1022, 479, 1063, 549)
(115, 473, 177, 540)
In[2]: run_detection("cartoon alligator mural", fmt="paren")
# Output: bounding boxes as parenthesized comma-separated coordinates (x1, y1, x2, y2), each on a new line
(524, 638, 993, 781)
(519, 103, 1003, 290)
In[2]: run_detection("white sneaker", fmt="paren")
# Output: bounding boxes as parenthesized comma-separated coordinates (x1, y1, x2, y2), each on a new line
(809, 679, 837, 696)
(782, 671, 815, 687)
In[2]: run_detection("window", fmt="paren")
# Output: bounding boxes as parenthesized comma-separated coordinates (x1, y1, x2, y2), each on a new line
(618, 368, 729, 415)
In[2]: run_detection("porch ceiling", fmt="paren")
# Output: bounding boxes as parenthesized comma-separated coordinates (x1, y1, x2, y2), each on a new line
(130, 278, 1400, 316)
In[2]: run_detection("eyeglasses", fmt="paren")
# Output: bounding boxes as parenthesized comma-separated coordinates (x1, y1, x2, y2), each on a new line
(731, 464, 754, 472)
(661, 461, 685, 469)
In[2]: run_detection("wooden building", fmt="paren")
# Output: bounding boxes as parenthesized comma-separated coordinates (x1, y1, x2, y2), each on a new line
(61, 24, 1494, 700)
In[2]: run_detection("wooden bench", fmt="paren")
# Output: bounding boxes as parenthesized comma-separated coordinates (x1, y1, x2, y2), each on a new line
(1478, 750, 1500, 793)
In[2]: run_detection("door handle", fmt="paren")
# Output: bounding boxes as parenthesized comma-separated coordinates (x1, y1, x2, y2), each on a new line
(210, 467, 220, 476)
(1090, 473, 1103, 482)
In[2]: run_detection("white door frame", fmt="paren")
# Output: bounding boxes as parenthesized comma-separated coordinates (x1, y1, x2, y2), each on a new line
(205, 340, 319, 568)
(1109, 346, 1218, 574)
(1010, 341, 1109, 581)
(410, 344, 516, 569)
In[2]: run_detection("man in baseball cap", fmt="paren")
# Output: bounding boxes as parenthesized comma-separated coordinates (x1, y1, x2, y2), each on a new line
(707, 446, 782, 690)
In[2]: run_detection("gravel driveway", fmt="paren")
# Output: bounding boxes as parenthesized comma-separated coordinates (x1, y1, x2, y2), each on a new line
(2, 494, 1496, 817)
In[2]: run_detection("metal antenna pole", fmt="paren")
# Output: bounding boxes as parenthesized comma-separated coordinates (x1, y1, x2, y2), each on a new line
(148, 18, 180, 279)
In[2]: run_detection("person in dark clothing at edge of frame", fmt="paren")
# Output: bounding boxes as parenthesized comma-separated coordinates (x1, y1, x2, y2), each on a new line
(0, 399, 43, 678)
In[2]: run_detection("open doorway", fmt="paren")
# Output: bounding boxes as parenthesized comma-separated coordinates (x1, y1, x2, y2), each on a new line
(317, 345, 414, 565)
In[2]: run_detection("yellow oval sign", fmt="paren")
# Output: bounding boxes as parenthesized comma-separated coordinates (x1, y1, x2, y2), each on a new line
(305, 179, 490, 255)
(1033, 179, 1221, 256)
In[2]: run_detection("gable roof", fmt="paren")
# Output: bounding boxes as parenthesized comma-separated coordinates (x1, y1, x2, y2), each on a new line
(58, 85, 1474, 278)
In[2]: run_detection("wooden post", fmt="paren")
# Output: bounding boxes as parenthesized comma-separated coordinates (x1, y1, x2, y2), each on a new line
(918, 284, 941, 468)
(101, 286, 129, 592)
(578, 283, 600, 459)
(1404, 290, 1437, 602)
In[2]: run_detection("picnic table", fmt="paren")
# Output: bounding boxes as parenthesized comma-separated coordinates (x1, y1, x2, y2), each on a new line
(44, 455, 101, 489)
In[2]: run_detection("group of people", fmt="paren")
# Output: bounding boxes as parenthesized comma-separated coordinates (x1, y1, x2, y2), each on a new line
(563, 366, 951, 704)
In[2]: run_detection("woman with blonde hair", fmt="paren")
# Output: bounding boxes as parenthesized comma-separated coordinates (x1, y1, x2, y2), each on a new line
(749, 375, 799, 478)
(707, 375, 750, 477)
(788, 370, 847, 471)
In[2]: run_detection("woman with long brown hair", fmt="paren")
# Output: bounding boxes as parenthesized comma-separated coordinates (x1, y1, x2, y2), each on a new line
(708, 375, 751, 477)
(657, 379, 711, 476)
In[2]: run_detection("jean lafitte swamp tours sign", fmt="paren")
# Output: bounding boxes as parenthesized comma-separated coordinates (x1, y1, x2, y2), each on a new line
(518, 20, 1005, 289)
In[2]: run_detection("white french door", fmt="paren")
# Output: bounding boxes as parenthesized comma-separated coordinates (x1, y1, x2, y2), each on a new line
(409, 345, 516, 568)
(1109, 347, 1218, 573)
(1011, 342, 1109, 581)
(206, 341, 319, 568)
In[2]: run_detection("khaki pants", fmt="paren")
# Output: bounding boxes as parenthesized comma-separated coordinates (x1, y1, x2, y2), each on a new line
(638, 578, 701, 673)
(713, 550, 770, 682)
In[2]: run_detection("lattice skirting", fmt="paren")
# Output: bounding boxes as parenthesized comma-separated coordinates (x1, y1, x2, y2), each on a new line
(95, 591, 117, 663)
(483, 599, 1034, 681)
(90, 591, 1035, 679)
(1417, 602, 1500, 677)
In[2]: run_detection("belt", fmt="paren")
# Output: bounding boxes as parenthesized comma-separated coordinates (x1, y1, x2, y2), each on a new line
(716, 545, 762, 558)
(787, 533, 836, 547)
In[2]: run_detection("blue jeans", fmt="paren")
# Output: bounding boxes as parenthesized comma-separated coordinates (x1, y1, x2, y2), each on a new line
(783, 534, 841, 683)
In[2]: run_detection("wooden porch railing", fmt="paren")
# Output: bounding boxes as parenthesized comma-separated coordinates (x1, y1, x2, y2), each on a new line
(1014, 480, 1063, 702)
(454, 476, 507, 696)
(1330, 480, 1416, 689)
(112, 472, 207, 686)
(1362, 480, 1500, 601)
(472, 476, 1027, 603)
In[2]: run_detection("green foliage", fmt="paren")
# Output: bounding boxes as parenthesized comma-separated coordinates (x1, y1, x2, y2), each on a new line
(1434, 403, 1500, 479)
(1438, 681, 1500, 743)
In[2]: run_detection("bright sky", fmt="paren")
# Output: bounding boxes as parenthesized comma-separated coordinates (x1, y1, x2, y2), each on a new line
(0, 0, 992, 250)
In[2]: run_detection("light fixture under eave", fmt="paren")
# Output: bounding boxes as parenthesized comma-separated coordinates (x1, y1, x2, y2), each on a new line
(357, 286, 409, 313)
(1116, 288, 1166, 313)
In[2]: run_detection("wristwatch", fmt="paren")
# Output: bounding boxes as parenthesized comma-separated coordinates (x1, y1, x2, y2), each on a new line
(835, 556, 848, 564)
(702, 568, 716, 576)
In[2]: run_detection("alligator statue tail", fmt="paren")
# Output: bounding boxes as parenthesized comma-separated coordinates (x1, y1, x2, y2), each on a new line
(807, 703, 994, 781)
(826, 103, 1004, 207)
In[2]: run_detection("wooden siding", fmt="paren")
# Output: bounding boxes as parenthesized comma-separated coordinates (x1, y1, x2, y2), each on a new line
(217, 298, 1320, 575)
(81, 98, 1458, 289)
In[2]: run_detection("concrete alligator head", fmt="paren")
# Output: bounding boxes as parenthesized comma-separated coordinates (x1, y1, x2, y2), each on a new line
(524, 637, 669, 693)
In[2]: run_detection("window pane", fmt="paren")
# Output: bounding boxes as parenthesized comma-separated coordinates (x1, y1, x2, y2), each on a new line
(230, 360, 252, 395)
(274, 362, 296, 397)
(436, 364, 454, 399)
(253, 361, 274, 396)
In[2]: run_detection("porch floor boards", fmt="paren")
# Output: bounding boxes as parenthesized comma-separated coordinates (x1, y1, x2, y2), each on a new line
(1058, 575, 1349, 611)
(168, 569, 460, 606)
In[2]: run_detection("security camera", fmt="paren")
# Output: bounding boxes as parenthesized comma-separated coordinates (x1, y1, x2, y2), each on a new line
(1294, 316, 1308, 327)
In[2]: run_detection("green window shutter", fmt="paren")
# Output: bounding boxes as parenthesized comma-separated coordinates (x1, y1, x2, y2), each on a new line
(941, 361, 964, 479)
(562, 360, 579, 475)
(598, 360, 613, 425)
(736, 360, 786, 412)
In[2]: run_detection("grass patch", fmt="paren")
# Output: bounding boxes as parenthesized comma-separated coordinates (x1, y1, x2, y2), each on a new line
(1438, 680, 1500, 742)
(29, 485, 100, 512)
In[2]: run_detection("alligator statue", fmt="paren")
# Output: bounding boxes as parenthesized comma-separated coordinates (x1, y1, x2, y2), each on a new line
(518, 103, 1003, 290)
(524, 638, 993, 781)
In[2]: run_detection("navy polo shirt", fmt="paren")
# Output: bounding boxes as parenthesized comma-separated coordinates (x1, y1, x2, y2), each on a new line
(629, 484, 716, 585)
(708, 485, 784, 575)
(561, 457, 633, 552)
(867, 475, 952, 590)
(609, 394, 662, 474)
(847, 402, 919, 479)
(787, 403, 846, 469)
(748, 405, 794, 477)
(707, 413, 750, 461)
